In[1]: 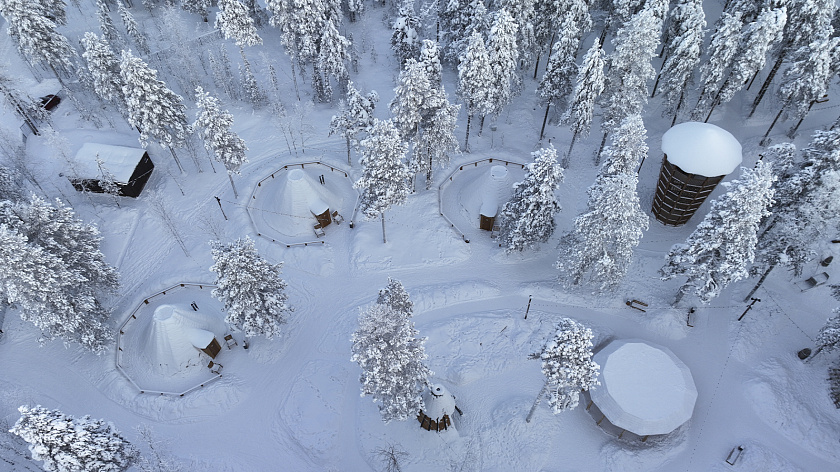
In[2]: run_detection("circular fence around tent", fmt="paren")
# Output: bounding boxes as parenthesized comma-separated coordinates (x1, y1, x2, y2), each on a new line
(115, 283, 230, 396)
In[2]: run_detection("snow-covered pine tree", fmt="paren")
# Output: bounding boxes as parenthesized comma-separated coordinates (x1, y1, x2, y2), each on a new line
(654, 0, 705, 124)
(347, 0, 364, 22)
(0, 0, 75, 76)
(599, 6, 661, 160)
(354, 119, 411, 243)
(0, 164, 22, 202)
(391, 0, 422, 66)
(10, 405, 139, 472)
(266, 0, 326, 80)
(182, 0, 213, 22)
(772, 37, 840, 138)
(210, 236, 291, 339)
(418, 39, 442, 88)
(815, 309, 840, 358)
(216, 0, 263, 49)
(97, 0, 122, 48)
(81, 32, 125, 107)
(750, 0, 836, 116)
(239, 49, 266, 106)
(96, 155, 122, 206)
(439, 0, 483, 61)
(457, 31, 493, 151)
(756, 128, 840, 277)
(598, 113, 648, 176)
(193, 86, 248, 195)
(119, 1, 150, 55)
(377, 277, 414, 317)
(536, 18, 581, 142)
(661, 161, 776, 304)
(561, 39, 605, 160)
(704, 6, 787, 122)
(41, 0, 66, 26)
(243, 0, 270, 28)
(691, 11, 743, 121)
(120, 50, 189, 170)
(318, 17, 351, 102)
(532, 317, 599, 418)
(498, 144, 564, 253)
(329, 82, 379, 165)
(499, 0, 537, 67)
(351, 302, 432, 423)
(487, 8, 519, 118)
(414, 100, 460, 188)
(389, 58, 442, 141)
(0, 197, 118, 352)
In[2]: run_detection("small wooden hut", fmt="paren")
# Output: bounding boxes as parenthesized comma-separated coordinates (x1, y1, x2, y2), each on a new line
(417, 384, 458, 432)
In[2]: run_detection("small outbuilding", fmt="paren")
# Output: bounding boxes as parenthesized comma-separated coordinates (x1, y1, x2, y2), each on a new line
(70, 143, 154, 197)
(590, 339, 698, 437)
(284, 168, 333, 229)
(478, 165, 509, 231)
(417, 384, 459, 432)
(651, 122, 742, 226)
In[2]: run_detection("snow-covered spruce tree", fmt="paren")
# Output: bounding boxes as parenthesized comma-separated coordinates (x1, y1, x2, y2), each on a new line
(81, 32, 125, 107)
(0, 164, 22, 202)
(457, 31, 493, 151)
(527, 317, 599, 421)
(243, 0, 270, 28)
(377, 277, 414, 317)
(487, 8, 519, 119)
(10, 405, 138, 472)
(0, 0, 75, 77)
(498, 144, 564, 253)
(210, 237, 291, 339)
(770, 37, 840, 139)
(418, 39, 442, 88)
(439, 0, 484, 61)
(318, 17, 351, 102)
(216, 0, 263, 49)
(391, 0, 421, 66)
(691, 11, 743, 121)
(354, 119, 411, 243)
(97, 0, 122, 49)
(0, 197, 118, 352)
(266, 0, 326, 99)
(351, 303, 432, 423)
(119, 1, 150, 55)
(661, 161, 776, 305)
(239, 50, 267, 106)
(498, 0, 537, 67)
(414, 100, 460, 189)
(329, 81, 379, 165)
(561, 39, 605, 160)
(536, 20, 580, 142)
(703, 6, 787, 122)
(750, 0, 836, 116)
(756, 128, 840, 278)
(120, 50, 189, 170)
(193, 86, 248, 196)
(41, 0, 66, 26)
(557, 115, 649, 289)
(654, 0, 704, 124)
(598, 6, 661, 161)
(814, 309, 840, 358)
(182, 0, 213, 22)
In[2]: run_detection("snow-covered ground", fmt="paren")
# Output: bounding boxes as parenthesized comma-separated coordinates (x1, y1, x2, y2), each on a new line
(1, 1, 839, 471)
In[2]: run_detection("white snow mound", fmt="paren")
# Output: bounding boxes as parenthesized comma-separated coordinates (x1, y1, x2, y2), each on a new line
(661, 122, 742, 177)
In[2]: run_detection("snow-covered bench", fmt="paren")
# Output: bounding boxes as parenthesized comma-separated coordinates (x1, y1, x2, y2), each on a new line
(796, 272, 829, 291)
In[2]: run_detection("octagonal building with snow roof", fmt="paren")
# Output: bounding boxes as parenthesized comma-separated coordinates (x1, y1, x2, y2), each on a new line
(651, 122, 742, 226)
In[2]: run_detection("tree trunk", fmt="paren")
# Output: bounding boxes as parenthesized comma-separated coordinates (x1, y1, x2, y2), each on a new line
(381, 212, 387, 243)
(533, 53, 541, 79)
(760, 108, 784, 146)
(787, 101, 815, 138)
(746, 68, 761, 90)
(168, 147, 185, 173)
(744, 263, 776, 302)
(525, 382, 549, 423)
(564, 129, 578, 168)
(651, 71, 662, 98)
(478, 115, 485, 136)
(228, 173, 238, 198)
(539, 104, 550, 141)
(671, 89, 686, 127)
(290, 56, 301, 101)
(464, 112, 472, 152)
(750, 54, 785, 118)
(595, 132, 608, 165)
(346, 134, 352, 166)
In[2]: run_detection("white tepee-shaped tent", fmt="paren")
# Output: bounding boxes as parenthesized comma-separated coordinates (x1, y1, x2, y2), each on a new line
(143, 304, 229, 375)
(419, 384, 458, 431)
(462, 165, 514, 229)
(280, 169, 337, 233)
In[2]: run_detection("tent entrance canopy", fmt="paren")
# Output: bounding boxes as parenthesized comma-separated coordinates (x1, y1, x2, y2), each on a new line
(590, 339, 698, 436)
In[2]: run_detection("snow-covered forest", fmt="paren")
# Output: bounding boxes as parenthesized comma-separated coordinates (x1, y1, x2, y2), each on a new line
(1, 0, 839, 470)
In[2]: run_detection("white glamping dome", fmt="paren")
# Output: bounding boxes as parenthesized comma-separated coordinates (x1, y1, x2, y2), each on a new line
(143, 304, 228, 375)
(281, 169, 335, 233)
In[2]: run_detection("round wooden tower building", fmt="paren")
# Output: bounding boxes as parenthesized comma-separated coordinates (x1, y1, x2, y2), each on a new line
(652, 122, 742, 226)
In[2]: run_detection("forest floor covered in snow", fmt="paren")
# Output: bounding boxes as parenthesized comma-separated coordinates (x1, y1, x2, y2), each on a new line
(1, 0, 840, 470)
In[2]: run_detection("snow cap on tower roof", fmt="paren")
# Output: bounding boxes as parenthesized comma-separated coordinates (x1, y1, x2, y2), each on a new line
(662, 122, 742, 177)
